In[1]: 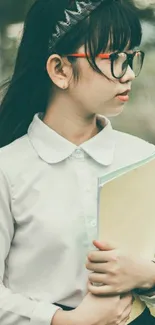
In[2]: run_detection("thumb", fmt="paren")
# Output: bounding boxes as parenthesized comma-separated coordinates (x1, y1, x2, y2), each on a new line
(93, 240, 115, 251)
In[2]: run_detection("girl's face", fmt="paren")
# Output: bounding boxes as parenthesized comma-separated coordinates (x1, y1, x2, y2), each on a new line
(69, 46, 136, 118)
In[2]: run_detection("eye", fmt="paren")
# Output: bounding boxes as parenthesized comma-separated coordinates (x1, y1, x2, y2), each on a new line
(114, 53, 119, 59)
(122, 60, 128, 70)
(110, 52, 120, 61)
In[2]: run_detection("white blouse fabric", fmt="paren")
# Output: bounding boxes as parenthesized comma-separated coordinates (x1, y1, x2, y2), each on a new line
(0, 113, 155, 325)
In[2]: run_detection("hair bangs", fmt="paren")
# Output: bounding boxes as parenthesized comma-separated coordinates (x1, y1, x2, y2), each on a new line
(85, 0, 142, 74)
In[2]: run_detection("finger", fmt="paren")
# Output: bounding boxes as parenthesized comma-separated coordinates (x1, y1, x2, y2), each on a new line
(88, 272, 109, 285)
(118, 298, 133, 325)
(88, 282, 115, 296)
(88, 250, 117, 263)
(120, 305, 132, 324)
(119, 317, 130, 325)
(93, 240, 116, 251)
(88, 281, 133, 296)
(86, 261, 111, 273)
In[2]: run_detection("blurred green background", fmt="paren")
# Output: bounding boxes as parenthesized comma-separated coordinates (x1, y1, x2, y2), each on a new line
(0, 0, 155, 143)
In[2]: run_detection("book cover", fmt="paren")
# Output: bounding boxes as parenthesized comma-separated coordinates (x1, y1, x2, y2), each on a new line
(97, 153, 155, 323)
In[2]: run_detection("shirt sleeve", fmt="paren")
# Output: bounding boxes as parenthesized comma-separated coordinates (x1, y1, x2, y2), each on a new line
(0, 167, 61, 325)
(139, 294, 155, 308)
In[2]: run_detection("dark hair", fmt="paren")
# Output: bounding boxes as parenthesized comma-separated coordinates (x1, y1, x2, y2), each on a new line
(0, 0, 142, 147)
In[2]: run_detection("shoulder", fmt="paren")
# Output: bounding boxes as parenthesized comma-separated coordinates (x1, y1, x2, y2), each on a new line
(113, 130, 155, 166)
(0, 135, 36, 180)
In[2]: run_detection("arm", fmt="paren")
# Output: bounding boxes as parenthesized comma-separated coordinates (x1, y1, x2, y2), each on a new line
(135, 261, 155, 308)
(52, 309, 76, 325)
(0, 167, 61, 325)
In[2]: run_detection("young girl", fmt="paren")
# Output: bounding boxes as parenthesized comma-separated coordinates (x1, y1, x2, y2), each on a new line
(0, 0, 155, 324)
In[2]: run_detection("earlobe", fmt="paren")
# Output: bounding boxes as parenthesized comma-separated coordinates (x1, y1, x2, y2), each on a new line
(62, 82, 67, 90)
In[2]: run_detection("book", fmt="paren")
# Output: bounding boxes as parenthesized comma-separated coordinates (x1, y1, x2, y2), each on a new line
(97, 153, 155, 323)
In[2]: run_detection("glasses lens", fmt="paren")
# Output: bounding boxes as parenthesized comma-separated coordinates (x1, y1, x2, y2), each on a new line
(112, 51, 144, 78)
(112, 53, 128, 78)
(132, 52, 143, 77)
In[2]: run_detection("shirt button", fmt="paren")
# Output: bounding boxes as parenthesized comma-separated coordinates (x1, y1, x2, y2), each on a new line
(90, 220, 97, 227)
(74, 149, 84, 159)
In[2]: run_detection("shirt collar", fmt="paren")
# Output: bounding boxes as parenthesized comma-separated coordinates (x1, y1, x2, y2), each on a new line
(28, 113, 115, 166)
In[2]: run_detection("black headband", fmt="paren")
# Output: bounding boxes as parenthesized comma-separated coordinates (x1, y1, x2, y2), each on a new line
(49, 0, 110, 50)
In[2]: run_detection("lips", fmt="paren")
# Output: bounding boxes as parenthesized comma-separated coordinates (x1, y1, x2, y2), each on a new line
(116, 89, 131, 102)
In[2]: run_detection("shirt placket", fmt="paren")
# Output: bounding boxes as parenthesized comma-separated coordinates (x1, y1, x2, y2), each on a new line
(72, 149, 98, 251)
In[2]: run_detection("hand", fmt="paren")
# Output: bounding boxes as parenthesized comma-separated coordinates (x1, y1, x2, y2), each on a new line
(86, 240, 155, 295)
(71, 292, 133, 325)
(52, 309, 75, 325)
(52, 294, 133, 325)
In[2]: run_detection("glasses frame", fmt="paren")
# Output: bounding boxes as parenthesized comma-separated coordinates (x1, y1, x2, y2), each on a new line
(67, 50, 145, 79)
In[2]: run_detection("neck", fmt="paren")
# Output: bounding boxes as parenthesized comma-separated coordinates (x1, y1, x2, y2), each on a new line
(43, 94, 103, 145)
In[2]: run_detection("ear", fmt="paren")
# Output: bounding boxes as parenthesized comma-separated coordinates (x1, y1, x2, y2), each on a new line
(46, 54, 72, 90)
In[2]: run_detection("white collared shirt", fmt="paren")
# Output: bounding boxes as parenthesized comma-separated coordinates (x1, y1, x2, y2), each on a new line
(0, 114, 155, 325)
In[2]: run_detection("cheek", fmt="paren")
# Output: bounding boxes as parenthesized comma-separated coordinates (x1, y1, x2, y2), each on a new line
(74, 61, 118, 101)
(89, 75, 116, 99)
(97, 59, 112, 77)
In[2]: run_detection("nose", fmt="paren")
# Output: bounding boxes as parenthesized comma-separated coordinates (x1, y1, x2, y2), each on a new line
(119, 65, 136, 84)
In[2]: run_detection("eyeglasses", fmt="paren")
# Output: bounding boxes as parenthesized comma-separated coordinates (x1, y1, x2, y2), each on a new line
(67, 50, 145, 79)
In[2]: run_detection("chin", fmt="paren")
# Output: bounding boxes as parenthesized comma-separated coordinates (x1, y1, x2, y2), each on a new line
(100, 103, 126, 118)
